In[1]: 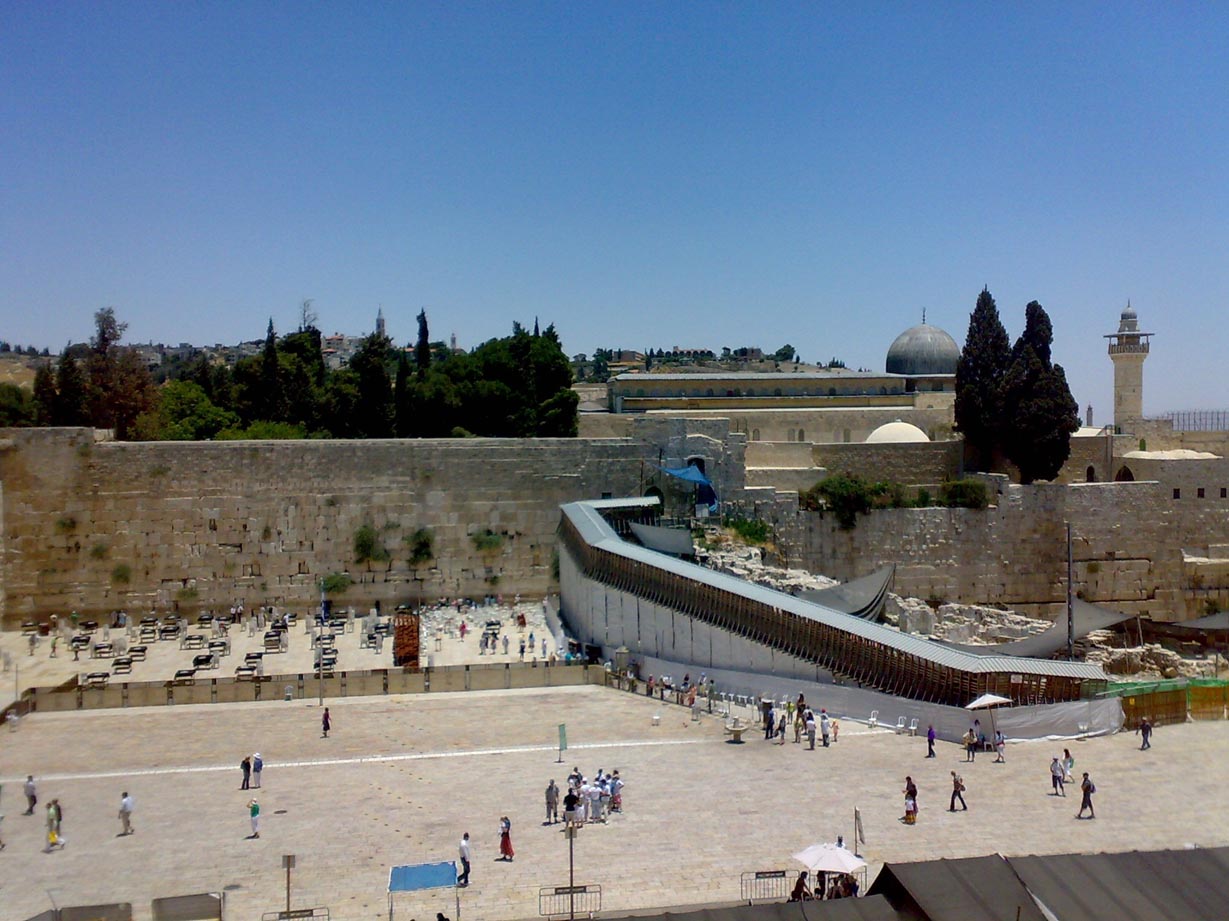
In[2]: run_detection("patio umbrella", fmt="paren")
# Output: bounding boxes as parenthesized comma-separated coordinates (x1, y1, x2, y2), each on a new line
(965, 693, 1013, 743)
(791, 842, 867, 875)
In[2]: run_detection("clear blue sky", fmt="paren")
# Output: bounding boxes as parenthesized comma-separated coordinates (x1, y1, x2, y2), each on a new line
(3, 3, 1227, 417)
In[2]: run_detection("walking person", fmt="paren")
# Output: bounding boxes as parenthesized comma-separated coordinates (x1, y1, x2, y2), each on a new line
(1138, 717, 1153, 750)
(926, 724, 936, 758)
(251, 753, 263, 788)
(1062, 749, 1075, 782)
(23, 775, 37, 815)
(963, 727, 977, 762)
(994, 730, 1006, 763)
(776, 712, 788, 744)
(118, 791, 134, 835)
(949, 771, 967, 811)
(457, 832, 471, 886)
(805, 709, 817, 750)
(45, 801, 63, 852)
(322, 707, 331, 738)
(498, 816, 515, 861)
(1077, 773, 1096, 819)
(240, 756, 251, 790)
(545, 779, 559, 824)
(248, 798, 261, 838)
(820, 710, 831, 748)
(1050, 757, 1066, 796)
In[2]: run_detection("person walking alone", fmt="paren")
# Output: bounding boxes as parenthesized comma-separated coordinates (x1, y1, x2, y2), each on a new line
(1138, 717, 1152, 750)
(1077, 773, 1096, 819)
(23, 775, 37, 815)
(118, 791, 134, 835)
(545, 779, 559, 824)
(248, 799, 260, 838)
(926, 724, 936, 758)
(499, 816, 515, 860)
(949, 772, 967, 811)
(322, 707, 331, 738)
(457, 832, 471, 886)
(251, 753, 263, 789)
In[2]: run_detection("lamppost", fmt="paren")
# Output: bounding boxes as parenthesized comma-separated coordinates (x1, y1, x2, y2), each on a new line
(317, 580, 326, 706)
(564, 822, 580, 920)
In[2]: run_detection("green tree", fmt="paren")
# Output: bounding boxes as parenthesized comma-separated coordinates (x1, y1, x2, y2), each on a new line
(53, 350, 90, 426)
(350, 332, 394, 437)
(1001, 301, 1079, 484)
(773, 344, 796, 362)
(32, 362, 57, 424)
(134, 380, 239, 440)
(394, 350, 413, 437)
(954, 287, 1011, 469)
(415, 309, 431, 379)
(108, 349, 158, 439)
(0, 383, 37, 426)
(257, 318, 286, 423)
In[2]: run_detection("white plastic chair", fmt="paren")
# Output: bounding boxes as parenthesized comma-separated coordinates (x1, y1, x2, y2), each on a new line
(908, 718, 919, 736)
(868, 709, 879, 728)
(895, 716, 907, 734)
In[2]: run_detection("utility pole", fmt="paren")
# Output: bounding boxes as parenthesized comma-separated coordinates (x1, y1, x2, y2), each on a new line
(283, 854, 295, 913)
(565, 823, 580, 920)
(318, 581, 325, 706)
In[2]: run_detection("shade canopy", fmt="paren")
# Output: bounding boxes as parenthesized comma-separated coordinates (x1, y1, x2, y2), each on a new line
(965, 693, 1013, 710)
(388, 861, 457, 892)
(793, 843, 867, 874)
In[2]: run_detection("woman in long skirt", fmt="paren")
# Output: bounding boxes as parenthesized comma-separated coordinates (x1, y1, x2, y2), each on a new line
(499, 816, 514, 861)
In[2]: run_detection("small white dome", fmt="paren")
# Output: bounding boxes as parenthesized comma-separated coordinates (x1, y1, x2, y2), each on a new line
(866, 420, 930, 444)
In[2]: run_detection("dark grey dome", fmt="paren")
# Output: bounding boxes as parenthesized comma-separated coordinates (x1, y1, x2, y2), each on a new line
(885, 323, 960, 375)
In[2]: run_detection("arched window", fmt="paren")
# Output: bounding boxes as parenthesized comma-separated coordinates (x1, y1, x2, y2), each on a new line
(706, 388, 714, 397)
(774, 388, 782, 397)
(685, 456, 706, 475)
(828, 387, 837, 396)
(1086, 466, 1097, 482)
(751, 428, 760, 441)
(1114, 466, 1135, 482)
(797, 428, 805, 442)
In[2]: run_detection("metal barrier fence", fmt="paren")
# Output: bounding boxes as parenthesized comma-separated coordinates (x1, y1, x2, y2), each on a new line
(740, 870, 791, 904)
(538, 884, 602, 917)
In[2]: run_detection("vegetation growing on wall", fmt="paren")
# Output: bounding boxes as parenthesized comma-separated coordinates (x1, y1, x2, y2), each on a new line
(471, 529, 504, 553)
(802, 474, 990, 528)
(938, 478, 989, 510)
(725, 516, 772, 544)
(354, 524, 390, 565)
(321, 572, 352, 595)
(405, 528, 435, 565)
(110, 563, 132, 584)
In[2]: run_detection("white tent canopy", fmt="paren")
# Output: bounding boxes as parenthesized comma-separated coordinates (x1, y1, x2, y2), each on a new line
(792, 842, 867, 875)
(965, 693, 1013, 710)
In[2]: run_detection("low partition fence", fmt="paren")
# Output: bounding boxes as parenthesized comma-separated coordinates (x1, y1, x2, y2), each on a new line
(1101, 678, 1229, 728)
(538, 884, 601, 918)
(11, 662, 603, 716)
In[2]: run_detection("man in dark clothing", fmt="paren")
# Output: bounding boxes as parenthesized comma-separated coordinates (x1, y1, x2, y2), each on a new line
(1139, 717, 1152, 750)
(926, 725, 936, 758)
(240, 756, 251, 790)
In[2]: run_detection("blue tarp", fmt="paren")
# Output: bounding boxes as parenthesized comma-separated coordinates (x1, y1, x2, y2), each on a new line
(389, 861, 457, 893)
(659, 465, 718, 511)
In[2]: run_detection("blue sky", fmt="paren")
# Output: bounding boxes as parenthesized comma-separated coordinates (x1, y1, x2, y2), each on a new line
(3, 3, 1227, 417)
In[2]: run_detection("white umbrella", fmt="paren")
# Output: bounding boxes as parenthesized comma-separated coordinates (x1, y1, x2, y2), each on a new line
(965, 693, 1013, 744)
(791, 842, 866, 875)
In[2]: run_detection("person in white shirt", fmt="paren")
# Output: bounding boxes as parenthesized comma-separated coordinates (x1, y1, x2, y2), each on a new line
(118, 791, 134, 835)
(457, 832, 471, 886)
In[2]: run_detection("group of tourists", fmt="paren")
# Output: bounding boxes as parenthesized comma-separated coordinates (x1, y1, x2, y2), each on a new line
(550, 767, 625, 826)
(790, 869, 860, 901)
(759, 694, 837, 750)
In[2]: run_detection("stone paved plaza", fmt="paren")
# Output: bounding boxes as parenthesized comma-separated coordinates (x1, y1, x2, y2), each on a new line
(1, 683, 1226, 921)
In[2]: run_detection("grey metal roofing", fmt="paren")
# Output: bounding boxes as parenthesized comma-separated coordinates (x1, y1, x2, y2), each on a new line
(629, 521, 696, 557)
(869, 856, 1048, 921)
(1009, 848, 1229, 921)
(608, 896, 903, 921)
(932, 598, 1133, 658)
(561, 499, 1107, 680)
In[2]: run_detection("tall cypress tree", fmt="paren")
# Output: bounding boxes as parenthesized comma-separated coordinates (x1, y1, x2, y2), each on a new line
(1001, 301, 1079, 483)
(257, 318, 285, 422)
(954, 287, 1011, 469)
(32, 362, 57, 425)
(415, 310, 430, 380)
(54, 350, 90, 426)
(394, 350, 413, 437)
(350, 332, 394, 438)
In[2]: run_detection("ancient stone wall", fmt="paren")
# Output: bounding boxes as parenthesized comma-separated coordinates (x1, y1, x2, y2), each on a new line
(791, 479, 1229, 621)
(811, 440, 963, 486)
(0, 428, 651, 625)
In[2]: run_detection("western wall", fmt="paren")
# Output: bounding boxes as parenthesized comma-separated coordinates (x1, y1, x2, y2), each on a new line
(0, 428, 641, 626)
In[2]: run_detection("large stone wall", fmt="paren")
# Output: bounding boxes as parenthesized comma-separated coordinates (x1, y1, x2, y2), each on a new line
(0, 429, 651, 625)
(791, 479, 1229, 620)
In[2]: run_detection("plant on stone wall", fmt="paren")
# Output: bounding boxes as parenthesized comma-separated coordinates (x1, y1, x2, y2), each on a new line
(89, 541, 109, 560)
(111, 563, 132, 585)
(939, 478, 989, 510)
(925, 592, 945, 610)
(405, 528, 435, 566)
(1086, 561, 1101, 574)
(177, 586, 199, 602)
(472, 529, 504, 554)
(1205, 599, 1221, 616)
(724, 516, 772, 545)
(261, 525, 272, 540)
(354, 524, 390, 565)
(322, 572, 352, 595)
(914, 488, 933, 508)
(55, 516, 77, 534)
(802, 473, 875, 529)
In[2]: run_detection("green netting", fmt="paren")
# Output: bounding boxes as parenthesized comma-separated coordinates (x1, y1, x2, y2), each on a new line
(1099, 677, 1229, 698)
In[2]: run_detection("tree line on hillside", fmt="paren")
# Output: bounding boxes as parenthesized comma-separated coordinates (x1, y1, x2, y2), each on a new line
(955, 288, 1079, 483)
(0, 309, 578, 440)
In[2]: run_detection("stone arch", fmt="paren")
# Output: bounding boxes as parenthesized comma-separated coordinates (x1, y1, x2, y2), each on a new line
(1114, 466, 1135, 482)
(685, 455, 706, 475)
(797, 428, 806, 442)
(1086, 465, 1097, 482)
(644, 485, 664, 501)
(751, 428, 760, 441)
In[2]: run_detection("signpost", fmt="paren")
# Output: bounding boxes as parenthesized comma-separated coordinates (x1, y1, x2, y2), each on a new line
(557, 723, 567, 763)
(283, 854, 296, 913)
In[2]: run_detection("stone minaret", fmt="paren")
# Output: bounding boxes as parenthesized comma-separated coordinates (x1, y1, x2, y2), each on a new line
(1104, 302, 1151, 433)
(375, 307, 386, 338)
